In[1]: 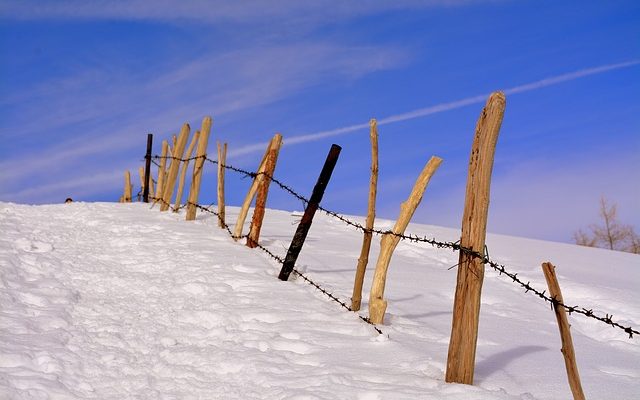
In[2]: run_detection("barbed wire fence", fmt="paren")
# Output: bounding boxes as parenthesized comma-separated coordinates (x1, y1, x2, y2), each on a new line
(146, 154, 638, 339)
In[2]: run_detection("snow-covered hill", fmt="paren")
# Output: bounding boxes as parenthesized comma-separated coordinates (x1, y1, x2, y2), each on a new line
(1, 202, 638, 399)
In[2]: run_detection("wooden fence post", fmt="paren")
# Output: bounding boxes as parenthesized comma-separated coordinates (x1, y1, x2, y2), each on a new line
(143, 133, 153, 203)
(542, 262, 586, 400)
(351, 119, 379, 311)
(186, 116, 213, 221)
(124, 170, 132, 203)
(138, 166, 145, 201)
(233, 135, 281, 240)
(368, 156, 442, 323)
(161, 123, 190, 211)
(446, 91, 506, 385)
(154, 140, 169, 204)
(174, 130, 200, 211)
(247, 134, 283, 248)
(217, 141, 228, 227)
(278, 144, 342, 281)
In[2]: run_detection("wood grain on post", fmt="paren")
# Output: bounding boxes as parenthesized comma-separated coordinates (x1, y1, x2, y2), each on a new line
(186, 117, 213, 221)
(368, 156, 442, 324)
(351, 119, 379, 311)
(161, 123, 190, 211)
(124, 170, 132, 203)
(446, 91, 506, 385)
(247, 134, 283, 248)
(542, 262, 586, 400)
(149, 176, 155, 201)
(174, 130, 200, 211)
(232, 136, 279, 240)
(217, 141, 228, 228)
(138, 166, 145, 200)
(154, 140, 169, 204)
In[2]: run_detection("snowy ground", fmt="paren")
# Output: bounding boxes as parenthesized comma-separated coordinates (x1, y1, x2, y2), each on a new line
(1, 202, 638, 399)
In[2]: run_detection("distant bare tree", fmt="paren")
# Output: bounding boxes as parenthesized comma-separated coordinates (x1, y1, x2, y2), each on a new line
(574, 197, 640, 254)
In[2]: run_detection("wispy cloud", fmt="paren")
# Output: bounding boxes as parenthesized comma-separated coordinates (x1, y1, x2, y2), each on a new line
(229, 60, 639, 156)
(1, 1, 488, 25)
(0, 42, 409, 197)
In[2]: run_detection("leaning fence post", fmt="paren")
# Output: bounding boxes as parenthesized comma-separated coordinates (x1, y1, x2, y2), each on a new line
(351, 119, 379, 311)
(186, 116, 213, 221)
(446, 91, 506, 385)
(233, 135, 280, 240)
(368, 155, 442, 324)
(143, 133, 153, 203)
(217, 141, 228, 227)
(174, 130, 200, 211)
(542, 262, 586, 400)
(247, 134, 282, 248)
(154, 140, 169, 204)
(161, 123, 190, 211)
(278, 144, 341, 281)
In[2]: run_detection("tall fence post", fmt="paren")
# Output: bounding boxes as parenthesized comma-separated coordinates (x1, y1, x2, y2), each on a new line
(217, 141, 228, 227)
(542, 262, 586, 400)
(161, 123, 190, 211)
(247, 134, 282, 248)
(124, 170, 132, 202)
(351, 119, 379, 311)
(174, 130, 200, 211)
(233, 136, 281, 240)
(278, 144, 341, 281)
(186, 116, 213, 221)
(446, 91, 506, 385)
(143, 133, 153, 203)
(154, 140, 169, 204)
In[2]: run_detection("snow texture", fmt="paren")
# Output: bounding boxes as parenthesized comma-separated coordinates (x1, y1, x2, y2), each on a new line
(0, 202, 638, 399)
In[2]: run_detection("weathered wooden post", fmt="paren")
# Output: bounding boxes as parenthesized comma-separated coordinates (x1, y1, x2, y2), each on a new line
(247, 134, 282, 248)
(174, 130, 200, 211)
(143, 133, 153, 203)
(186, 116, 213, 221)
(161, 123, 190, 211)
(233, 135, 282, 240)
(351, 119, 379, 311)
(124, 170, 132, 203)
(278, 144, 341, 281)
(368, 156, 442, 323)
(217, 141, 228, 227)
(446, 91, 506, 385)
(154, 140, 169, 204)
(542, 262, 586, 400)
(138, 166, 145, 201)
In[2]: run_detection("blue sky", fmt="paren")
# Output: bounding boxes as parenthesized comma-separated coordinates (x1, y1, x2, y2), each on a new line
(1, 0, 638, 243)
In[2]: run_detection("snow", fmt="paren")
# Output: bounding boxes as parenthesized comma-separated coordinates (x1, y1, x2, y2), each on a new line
(1, 201, 638, 399)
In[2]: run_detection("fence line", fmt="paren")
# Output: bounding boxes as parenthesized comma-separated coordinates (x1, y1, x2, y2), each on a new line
(147, 154, 638, 339)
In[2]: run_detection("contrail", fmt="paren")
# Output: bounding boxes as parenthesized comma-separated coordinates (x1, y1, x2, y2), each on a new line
(230, 60, 639, 157)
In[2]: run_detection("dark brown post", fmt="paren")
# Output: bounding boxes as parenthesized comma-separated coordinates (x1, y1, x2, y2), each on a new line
(446, 92, 506, 385)
(278, 144, 341, 281)
(143, 133, 153, 203)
